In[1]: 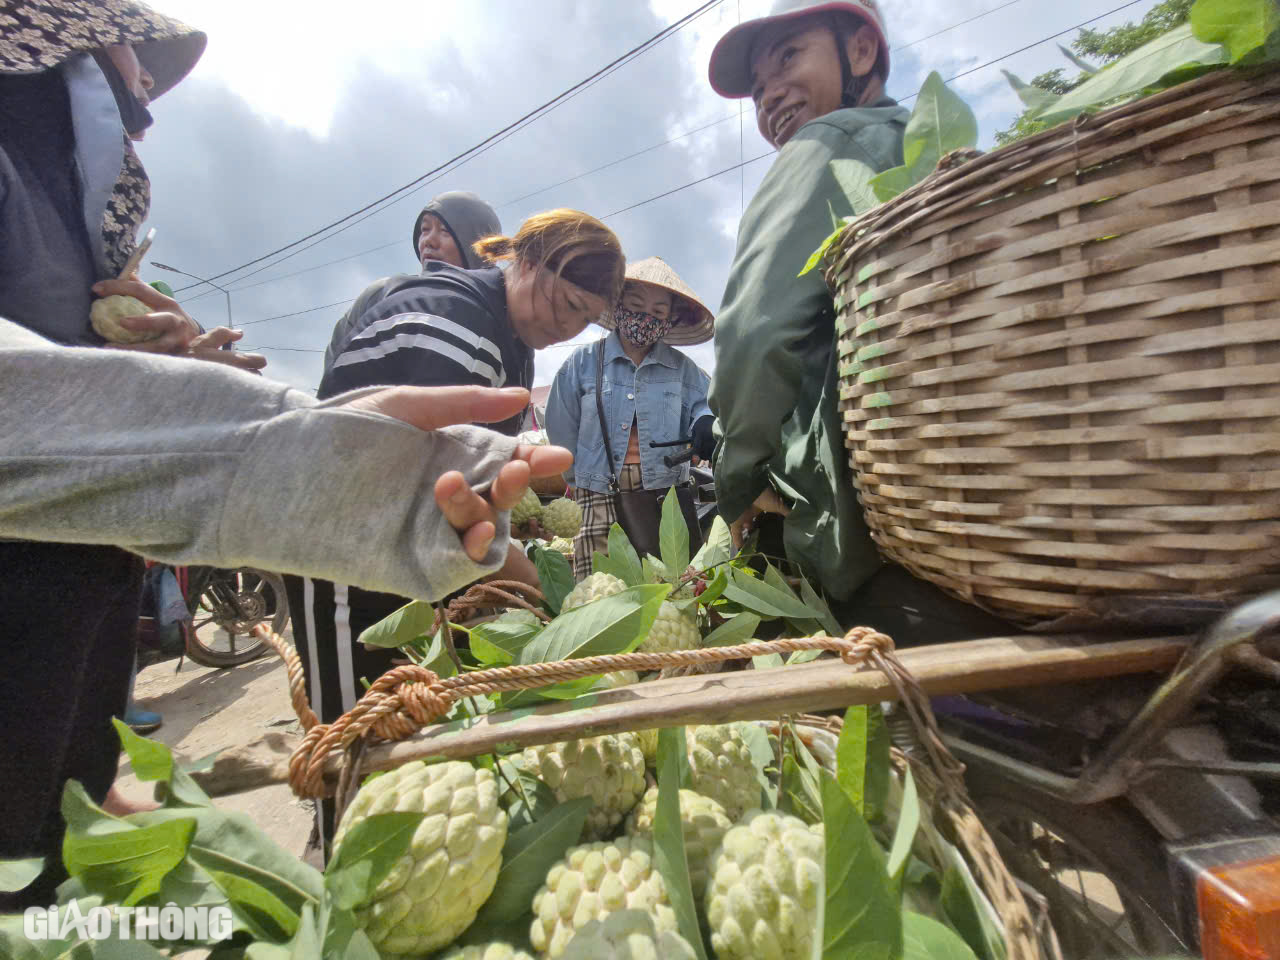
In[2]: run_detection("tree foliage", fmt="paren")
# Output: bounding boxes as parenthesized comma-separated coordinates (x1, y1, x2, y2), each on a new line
(993, 0, 1195, 145)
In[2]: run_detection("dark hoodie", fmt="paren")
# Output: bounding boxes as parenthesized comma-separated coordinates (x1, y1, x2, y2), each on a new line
(323, 192, 501, 368)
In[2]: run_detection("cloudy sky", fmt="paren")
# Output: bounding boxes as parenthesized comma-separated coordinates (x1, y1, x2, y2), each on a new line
(139, 0, 1165, 393)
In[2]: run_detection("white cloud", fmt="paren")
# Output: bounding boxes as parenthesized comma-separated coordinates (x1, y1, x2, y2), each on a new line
(136, 0, 1168, 395)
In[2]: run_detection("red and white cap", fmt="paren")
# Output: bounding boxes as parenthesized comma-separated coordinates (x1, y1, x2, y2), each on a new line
(708, 0, 889, 100)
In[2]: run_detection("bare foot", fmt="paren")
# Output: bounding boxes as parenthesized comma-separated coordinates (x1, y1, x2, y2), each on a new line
(101, 785, 161, 816)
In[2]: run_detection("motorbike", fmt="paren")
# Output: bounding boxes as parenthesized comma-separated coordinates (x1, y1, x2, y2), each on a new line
(139, 565, 290, 669)
(925, 592, 1280, 959)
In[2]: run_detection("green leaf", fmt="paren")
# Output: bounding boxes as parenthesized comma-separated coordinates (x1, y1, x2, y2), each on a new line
(887, 768, 921, 891)
(736, 723, 777, 810)
(1035, 24, 1229, 125)
(870, 164, 914, 203)
(722, 567, 823, 619)
(0, 857, 43, 892)
(865, 705, 892, 823)
(499, 674, 600, 706)
(469, 619, 541, 666)
(1000, 70, 1060, 113)
(697, 567, 730, 607)
(753, 653, 784, 670)
(592, 549, 628, 581)
(659, 488, 690, 580)
(114, 720, 173, 782)
(830, 158, 880, 215)
(1057, 42, 1100, 73)
(690, 515, 732, 572)
(148, 280, 175, 298)
(798, 577, 843, 637)
(1192, 0, 1279, 61)
(643, 554, 670, 585)
(532, 546, 575, 615)
(800, 224, 844, 277)
(702, 611, 760, 647)
(498, 763, 560, 831)
(902, 71, 979, 180)
(820, 772, 902, 959)
(472, 797, 591, 928)
(518, 584, 668, 664)
(127, 804, 324, 942)
(357, 599, 434, 649)
(60, 782, 194, 908)
(837, 705, 870, 816)
(415, 618, 458, 679)
(607, 523, 645, 586)
(941, 864, 1007, 960)
(112, 718, 210, 808)
(779, 751, 822, 825)
(652, 728, 708, 960)
(903, 911, 980, 960)
(324, 812, 426, 910)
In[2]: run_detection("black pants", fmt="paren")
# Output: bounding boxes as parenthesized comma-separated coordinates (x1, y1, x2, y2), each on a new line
(282, 574, 407, 860)
(0, 542, 143, 909)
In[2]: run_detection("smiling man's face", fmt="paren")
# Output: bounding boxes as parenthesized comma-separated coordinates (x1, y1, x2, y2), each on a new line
(749, 21, 846, 148)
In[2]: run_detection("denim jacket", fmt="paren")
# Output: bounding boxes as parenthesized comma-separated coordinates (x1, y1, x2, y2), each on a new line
(546, 331, 711, 495)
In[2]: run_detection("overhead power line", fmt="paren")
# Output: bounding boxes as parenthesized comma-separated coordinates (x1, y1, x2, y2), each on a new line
(895, 0, 1148, 102)
(238, 298, 354, 327)
(175, 0, 726, 293)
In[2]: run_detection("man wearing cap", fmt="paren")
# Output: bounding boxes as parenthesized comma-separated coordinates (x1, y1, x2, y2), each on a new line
(322, 190, 502, 369)
(705, 1, 1007, 639)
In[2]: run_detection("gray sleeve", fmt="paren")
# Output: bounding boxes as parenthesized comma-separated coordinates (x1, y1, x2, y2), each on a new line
(0, 318, 514, 600)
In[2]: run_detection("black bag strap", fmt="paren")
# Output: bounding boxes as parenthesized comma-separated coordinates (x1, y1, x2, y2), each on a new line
(595, 339, 619, 492)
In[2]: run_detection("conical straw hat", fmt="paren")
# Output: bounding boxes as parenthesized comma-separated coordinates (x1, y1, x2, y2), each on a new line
(597, 257, 715, 345)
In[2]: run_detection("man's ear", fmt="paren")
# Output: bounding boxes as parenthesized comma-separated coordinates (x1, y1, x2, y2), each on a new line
(843, 24, 880, 77)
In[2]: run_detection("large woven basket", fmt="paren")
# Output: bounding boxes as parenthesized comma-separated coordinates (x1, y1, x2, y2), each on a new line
(828, 68, 1280, 629)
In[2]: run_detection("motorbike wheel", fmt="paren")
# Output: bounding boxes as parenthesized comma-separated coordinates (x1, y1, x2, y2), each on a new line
(963, 767, 1186, 959)
(185, 568, 289, 669)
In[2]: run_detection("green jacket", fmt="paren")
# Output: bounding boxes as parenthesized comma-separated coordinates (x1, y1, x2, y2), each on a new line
(710, 97, 908, 600)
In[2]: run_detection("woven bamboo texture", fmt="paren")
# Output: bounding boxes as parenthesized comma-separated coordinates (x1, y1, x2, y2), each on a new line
(828, 67, 1280, 628)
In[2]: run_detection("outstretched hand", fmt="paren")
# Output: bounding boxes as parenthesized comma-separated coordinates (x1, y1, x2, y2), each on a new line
(340, 385, 573, 562)
(730, 487, 791, 550)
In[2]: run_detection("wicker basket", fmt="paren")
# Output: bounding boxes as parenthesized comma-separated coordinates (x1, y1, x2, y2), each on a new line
(828, 68, 1280, 629)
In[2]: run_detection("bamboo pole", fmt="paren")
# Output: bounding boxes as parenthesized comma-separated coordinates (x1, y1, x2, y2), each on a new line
(191, 632, 1186, 797)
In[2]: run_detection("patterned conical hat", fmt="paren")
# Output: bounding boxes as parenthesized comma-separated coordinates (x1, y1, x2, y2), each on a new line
(0, 0, 206, 100)
(597, 257, 715, 346)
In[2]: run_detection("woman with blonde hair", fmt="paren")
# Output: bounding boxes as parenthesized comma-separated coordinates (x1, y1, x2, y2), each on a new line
(295, 208, 625, 859)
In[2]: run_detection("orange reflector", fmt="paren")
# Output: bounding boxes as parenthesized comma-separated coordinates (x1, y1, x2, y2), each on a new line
(1198, 854, 1280, 960)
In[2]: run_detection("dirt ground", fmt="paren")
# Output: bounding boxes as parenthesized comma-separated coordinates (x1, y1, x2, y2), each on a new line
(112, 625, 313, 856)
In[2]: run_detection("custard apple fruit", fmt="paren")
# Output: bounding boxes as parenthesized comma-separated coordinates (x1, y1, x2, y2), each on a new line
(562, 572, 626, 612)
(90, 295, 161, 344)
(706, 811, 825, 960)
(635, 729, 659, 764)
(530, 836, 678, 958)
(435, 944, 535, 960)
(520, 733, 646, 840)
(548, 536, 575, 557)
(511, 488, 543, 528)
(625, 787, 731, 899)
(542, 497, 582, 538)
(597, 669, 639, 690)
(561, 910, 697, 960)
(637, 601, 699, 655)
(331, 760, 507, 958)
(687, 723, 761, 821)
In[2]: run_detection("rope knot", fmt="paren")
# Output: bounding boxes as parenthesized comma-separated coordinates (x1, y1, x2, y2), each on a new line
(839, 626, 895, 665)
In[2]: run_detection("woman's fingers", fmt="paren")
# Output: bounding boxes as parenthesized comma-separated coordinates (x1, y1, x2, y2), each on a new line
(434, 470, 496, 545)
(490, 459, 533, 511)
(515, 443, 574, 479)
(460, 521, 497, 563)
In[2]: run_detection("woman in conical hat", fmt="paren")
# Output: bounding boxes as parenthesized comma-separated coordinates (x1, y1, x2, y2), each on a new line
(546, 257, 716, 579)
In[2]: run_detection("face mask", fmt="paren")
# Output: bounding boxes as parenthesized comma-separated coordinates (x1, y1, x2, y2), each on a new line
(615, 308, 674, 347)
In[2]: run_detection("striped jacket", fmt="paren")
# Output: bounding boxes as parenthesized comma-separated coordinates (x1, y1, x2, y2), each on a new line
(318, 262, 533, 435)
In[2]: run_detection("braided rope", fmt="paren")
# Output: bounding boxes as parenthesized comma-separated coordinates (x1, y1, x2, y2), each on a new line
(253, 622, 893, 797)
